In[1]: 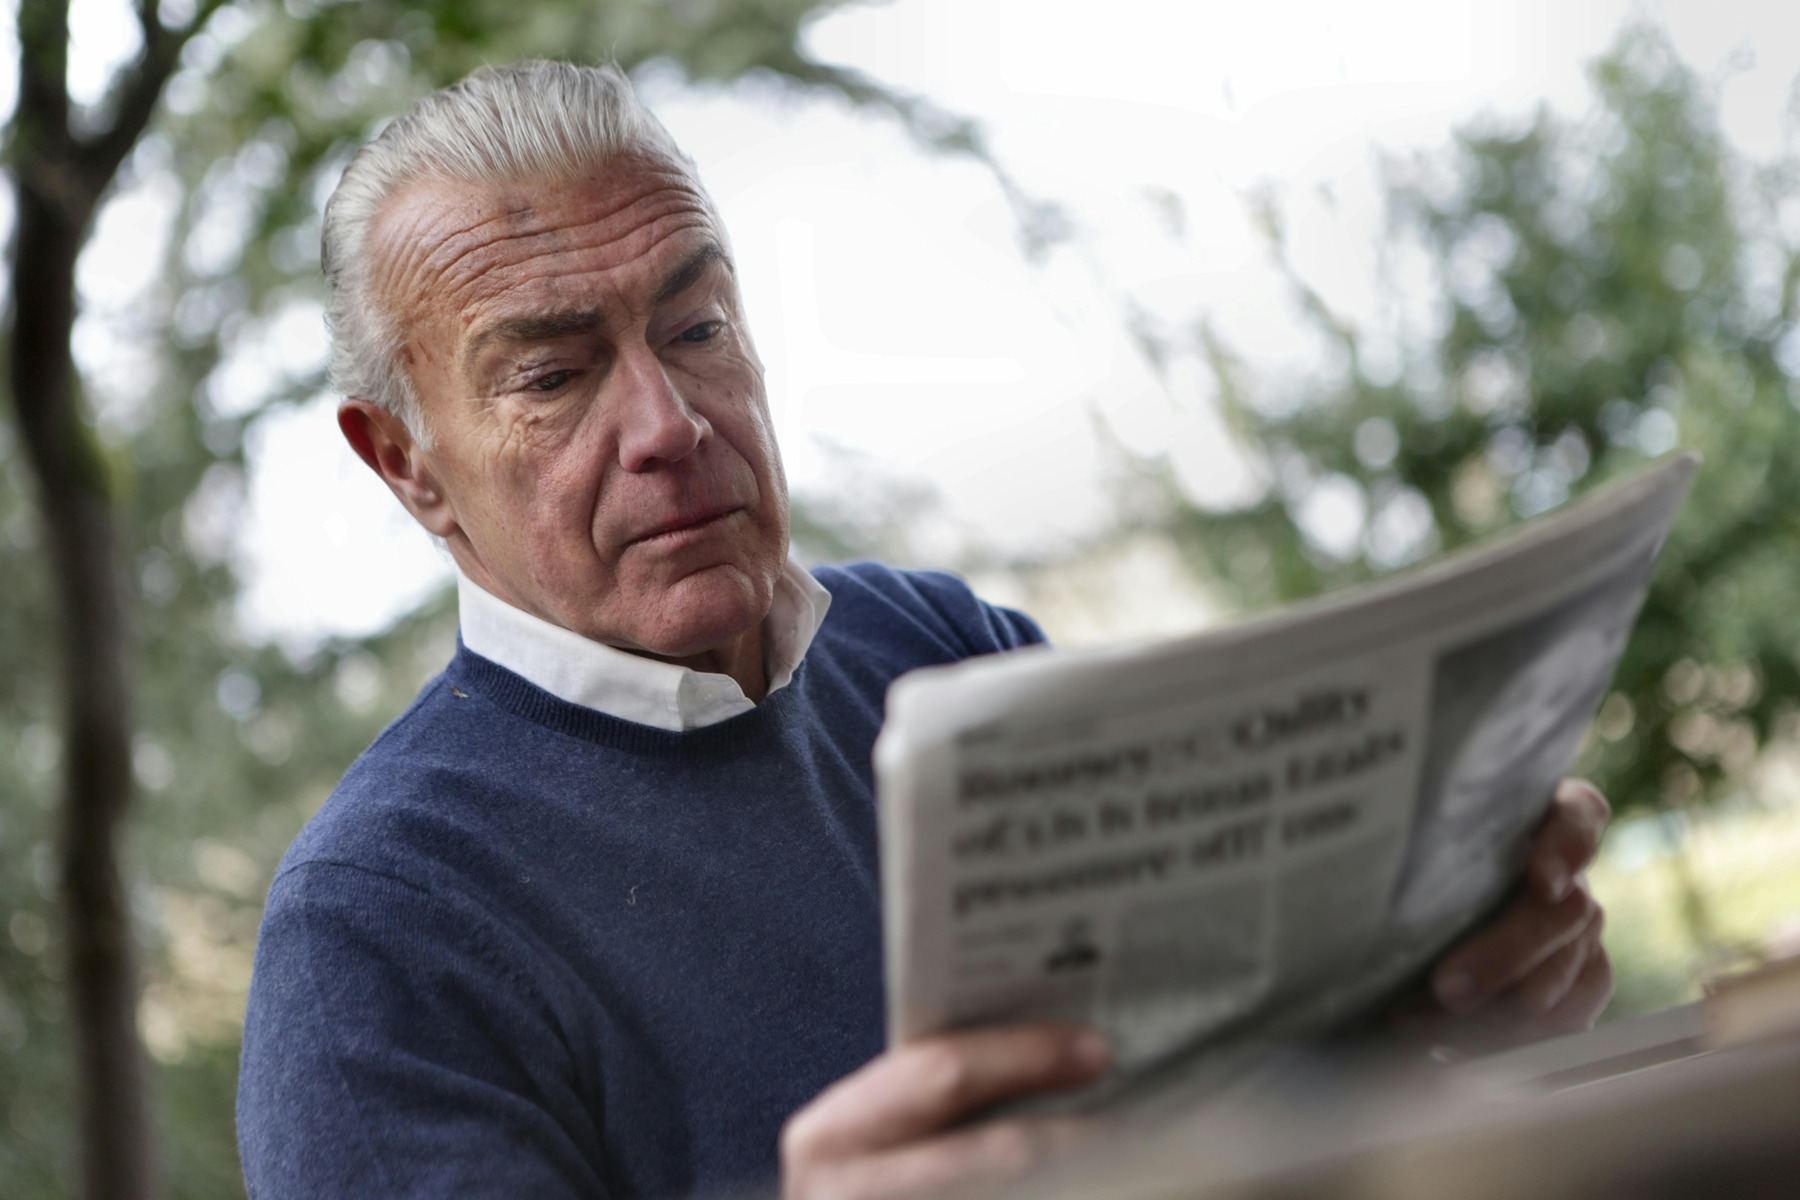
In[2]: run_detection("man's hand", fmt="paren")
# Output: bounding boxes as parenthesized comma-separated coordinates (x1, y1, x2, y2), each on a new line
(1395, 778, 1614, 1055)
(780, 1025, 1107, 1200)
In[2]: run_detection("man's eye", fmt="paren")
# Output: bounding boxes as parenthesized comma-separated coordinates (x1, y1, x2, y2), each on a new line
(679, 321, 723, 344)
(525, 370, 576, 393)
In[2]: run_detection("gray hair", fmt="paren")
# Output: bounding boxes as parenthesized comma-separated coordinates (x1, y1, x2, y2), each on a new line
(321, 60, 689, 445)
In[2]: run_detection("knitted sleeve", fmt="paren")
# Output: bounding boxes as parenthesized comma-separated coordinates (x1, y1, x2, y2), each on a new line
(237, 861, 609, 1200)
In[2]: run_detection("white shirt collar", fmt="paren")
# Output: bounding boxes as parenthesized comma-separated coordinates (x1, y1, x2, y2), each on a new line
(456, 558, 831, 732)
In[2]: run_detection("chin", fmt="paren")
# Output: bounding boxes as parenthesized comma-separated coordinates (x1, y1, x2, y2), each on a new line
(628, 563, 775, 660)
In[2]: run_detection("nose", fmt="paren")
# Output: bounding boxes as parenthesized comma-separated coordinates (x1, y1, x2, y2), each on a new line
(614, 349, 709, 472)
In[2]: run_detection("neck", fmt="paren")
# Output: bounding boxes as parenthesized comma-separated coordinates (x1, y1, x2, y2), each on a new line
(646, 627, 768, 702)
(452, 547, 772, 702)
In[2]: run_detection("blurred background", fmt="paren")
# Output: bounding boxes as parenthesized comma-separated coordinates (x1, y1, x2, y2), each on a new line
(6, 0, 1800, 1194)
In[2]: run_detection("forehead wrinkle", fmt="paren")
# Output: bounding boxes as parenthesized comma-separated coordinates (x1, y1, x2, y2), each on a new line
(427, 165, 707, 276)
(433, 204, 715, 331)
(454, 214, 719, 334)
(372, 194, 517, 315)
(373, 170, 724, 402)
(376, 166, 711, 320)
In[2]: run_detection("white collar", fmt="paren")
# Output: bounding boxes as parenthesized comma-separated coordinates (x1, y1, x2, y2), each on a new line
(456, 558, 831, 732)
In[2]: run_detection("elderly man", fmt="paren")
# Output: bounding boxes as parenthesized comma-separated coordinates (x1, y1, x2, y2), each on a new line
(237, 61, 1614, 1200)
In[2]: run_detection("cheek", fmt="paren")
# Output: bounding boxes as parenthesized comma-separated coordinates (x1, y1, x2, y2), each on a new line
(734, 392, 788, 526)
(466, 427, 541, 520)
(516, 453, 613, 592)
(716, 375, 780, 472)
(459, 410, 597, 536)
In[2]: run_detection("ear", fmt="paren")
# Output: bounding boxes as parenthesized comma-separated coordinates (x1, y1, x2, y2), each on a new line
(338, 399, 460, 538)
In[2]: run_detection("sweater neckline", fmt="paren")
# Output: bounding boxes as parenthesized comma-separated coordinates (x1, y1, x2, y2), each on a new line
(445, 644, 806, 759)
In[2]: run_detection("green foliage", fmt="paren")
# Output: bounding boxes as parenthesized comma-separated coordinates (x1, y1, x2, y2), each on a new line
(1143, 25, 1800, 851)
(0, 1, 909, 1194)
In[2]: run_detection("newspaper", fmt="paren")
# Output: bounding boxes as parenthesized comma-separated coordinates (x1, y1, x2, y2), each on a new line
(874, 452, 1698, 1111)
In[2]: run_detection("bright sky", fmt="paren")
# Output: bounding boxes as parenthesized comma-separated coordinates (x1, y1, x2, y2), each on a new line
(57, 0, 1800, 648)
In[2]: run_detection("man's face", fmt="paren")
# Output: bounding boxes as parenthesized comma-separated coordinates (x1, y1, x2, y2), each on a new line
(366, 155, 789, 665)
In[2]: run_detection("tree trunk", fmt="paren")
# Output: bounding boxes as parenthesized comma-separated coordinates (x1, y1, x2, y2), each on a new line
(11, 1, 160, 1195)
(12, 152, 162, 1200)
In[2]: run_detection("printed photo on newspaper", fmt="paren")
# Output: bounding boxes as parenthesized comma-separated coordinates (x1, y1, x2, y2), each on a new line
(874, 451, 1699, 1112)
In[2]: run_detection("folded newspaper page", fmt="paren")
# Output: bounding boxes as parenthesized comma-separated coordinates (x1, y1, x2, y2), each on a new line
(875, 452, 1698, 1111)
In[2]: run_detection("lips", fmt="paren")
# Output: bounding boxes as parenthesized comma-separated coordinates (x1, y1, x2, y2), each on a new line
(627, 503, 742, 546)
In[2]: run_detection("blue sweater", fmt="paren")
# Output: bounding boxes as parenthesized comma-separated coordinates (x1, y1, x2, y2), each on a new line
(237, 563, 1045, 1199)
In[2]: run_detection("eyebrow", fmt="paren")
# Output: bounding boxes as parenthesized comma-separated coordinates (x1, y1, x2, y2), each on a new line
(655, 241, 729, 304)
(467, 308, 602, 360)
(463, 242, 731, 369)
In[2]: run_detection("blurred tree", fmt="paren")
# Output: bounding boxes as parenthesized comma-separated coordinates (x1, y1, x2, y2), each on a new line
(1130, 24, 1800, 980)
(12, 3, 239, 1195)
(0, 2, 990, 1196)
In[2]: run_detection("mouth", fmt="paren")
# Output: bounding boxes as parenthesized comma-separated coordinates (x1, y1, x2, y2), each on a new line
(628, 504, 743, 548)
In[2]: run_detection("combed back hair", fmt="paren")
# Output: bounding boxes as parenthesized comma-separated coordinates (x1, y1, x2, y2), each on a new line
(321, 60, 690, 445)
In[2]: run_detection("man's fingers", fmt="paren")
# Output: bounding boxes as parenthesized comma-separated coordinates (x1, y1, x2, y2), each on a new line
(782, 1026, 1106, 1163)
(1432, 882, 1598, 1013)
(1529, 779, 1610, 904)
(1540, 941, 1614, 1037)
(1407, 781, 1613, 1053)
(1513, 907, 1603, 1015)
(802, 1118, 1090, 1200)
